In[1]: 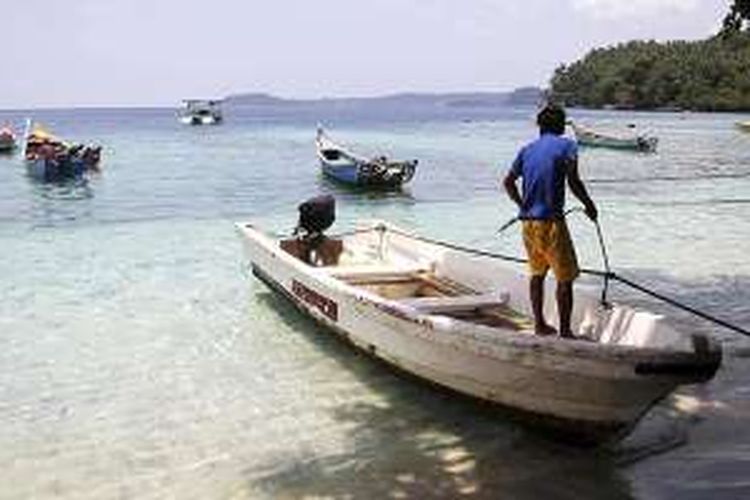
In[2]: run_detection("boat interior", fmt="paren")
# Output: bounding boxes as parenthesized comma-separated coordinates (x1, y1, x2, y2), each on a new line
(273, 228, 699, 351)
(320, 149, 343, 161)
(280, 235, 534, 332)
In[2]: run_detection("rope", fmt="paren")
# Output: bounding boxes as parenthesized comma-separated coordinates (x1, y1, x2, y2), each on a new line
(272, 219, 749, 336)
(383, 225, 750, 338)
(609, 274, 750, 337)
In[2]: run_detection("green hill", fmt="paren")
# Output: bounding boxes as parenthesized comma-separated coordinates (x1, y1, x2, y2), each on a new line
(549, 32, 750, 111)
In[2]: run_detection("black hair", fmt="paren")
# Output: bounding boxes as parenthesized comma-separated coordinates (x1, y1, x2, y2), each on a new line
(537, 104, 566, 135)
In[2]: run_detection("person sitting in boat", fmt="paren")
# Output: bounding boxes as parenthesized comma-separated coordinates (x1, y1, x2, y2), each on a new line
(25, 142, 38, 160)
(36, 140, 57, 161)
(25, 135, 46, 159)
(83, 145, 102, 171)
(0, 125, 14, 140)
(68, 143, 85, 158)
(53, 142, 68, 160)
(370, 155, 389, 175)
(503, 103, 598, 339)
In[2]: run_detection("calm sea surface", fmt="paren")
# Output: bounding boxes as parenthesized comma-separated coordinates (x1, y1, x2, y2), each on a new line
(1, 104, 749, 499)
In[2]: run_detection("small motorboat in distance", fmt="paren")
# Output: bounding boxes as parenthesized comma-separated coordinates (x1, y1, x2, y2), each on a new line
(236, 198, 721, 445)
(736, 120, 750, 132)
(178, 99, 223, 125)
(0, 125, 16, 152)
(315, 127, 417, 188)
(569, 121, 658, 152)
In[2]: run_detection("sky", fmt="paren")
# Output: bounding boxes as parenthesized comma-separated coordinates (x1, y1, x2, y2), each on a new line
(4, 0, 729, 108)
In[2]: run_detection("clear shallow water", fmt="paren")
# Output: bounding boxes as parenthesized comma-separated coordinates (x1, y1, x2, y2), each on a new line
(1, 106, 749, 499)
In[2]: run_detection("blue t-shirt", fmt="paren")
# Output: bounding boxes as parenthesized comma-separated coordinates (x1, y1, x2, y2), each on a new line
(510, 133, 577, 220)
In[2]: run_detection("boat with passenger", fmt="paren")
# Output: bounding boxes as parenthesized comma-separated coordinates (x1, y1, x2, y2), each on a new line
(569, 121, 658, 152)
(178, 99, 223, 125)
(236, 196, 722, 445)
(0, 125, 16, 152)
(315, 127, 417, 188)
(22, 120, 102, 181)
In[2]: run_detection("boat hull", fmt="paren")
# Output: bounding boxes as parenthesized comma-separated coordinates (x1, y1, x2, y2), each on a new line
(320, 161, 360, 185)
(251, 263, 638, 444)
(179, 114, 222, 125)
(25, 157, 86, 181)
(570, 123, 658, 152)
(578, 136, 658, 151)
(0, 139, 16, 152)
(236, 223, 721, 444)
(180, 116, 221, 125)
(319, 160, 415, 188)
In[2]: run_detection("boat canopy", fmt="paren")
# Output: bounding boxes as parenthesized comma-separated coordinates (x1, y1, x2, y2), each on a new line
(28, 123, 65, 145)
(182, 99, 222, 109)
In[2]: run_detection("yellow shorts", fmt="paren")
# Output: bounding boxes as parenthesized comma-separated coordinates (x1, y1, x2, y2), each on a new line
(522, 219, 579, 282)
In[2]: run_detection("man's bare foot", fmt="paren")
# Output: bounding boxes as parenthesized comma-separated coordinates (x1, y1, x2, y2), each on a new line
(535, 324, 557, 336)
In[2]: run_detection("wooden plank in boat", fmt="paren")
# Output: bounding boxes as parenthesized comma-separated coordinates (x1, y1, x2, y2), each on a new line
(399, 291, 510, 313)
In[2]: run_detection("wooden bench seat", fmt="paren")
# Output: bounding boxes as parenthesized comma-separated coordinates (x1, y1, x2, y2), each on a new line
(325, 265, 431, 281)
(399, 291, 510, 314)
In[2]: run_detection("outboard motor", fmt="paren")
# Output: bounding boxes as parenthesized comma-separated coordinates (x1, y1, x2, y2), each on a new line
(296, 194, 335, 237)
(292, 195, 340, 266)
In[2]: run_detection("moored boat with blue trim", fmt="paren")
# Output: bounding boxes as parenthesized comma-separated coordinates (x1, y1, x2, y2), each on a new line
(315, 127, 417, 188)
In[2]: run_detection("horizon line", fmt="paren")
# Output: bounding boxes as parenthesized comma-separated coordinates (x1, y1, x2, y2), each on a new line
(0, 86, 544, 112)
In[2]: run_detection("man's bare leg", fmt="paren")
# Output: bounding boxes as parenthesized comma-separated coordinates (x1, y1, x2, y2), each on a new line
(556, 280, 574, 338)
(530, 274, 556, 335)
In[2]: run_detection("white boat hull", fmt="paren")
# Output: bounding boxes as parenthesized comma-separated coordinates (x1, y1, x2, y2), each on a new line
(179, 115, 220, 125)
(236, 221, 720, 444)
(570, 123, 658, 152)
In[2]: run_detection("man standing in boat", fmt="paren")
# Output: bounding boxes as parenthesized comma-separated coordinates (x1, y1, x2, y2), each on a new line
(503, 104, 598, 338)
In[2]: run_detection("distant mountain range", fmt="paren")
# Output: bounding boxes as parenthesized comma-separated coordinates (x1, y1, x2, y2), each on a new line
(225, 87, 544, 108)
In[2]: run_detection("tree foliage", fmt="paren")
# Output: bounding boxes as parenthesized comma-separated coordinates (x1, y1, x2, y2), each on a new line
(723, 0, 750, 34)
(549, 32, 750, 111)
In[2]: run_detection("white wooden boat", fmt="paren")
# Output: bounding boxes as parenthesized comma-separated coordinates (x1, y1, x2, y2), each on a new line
(570, 122, 658, 152)
(236, 220, 721, 444)
(178, 99, 223, 125)
(316, 127, 417, 187)
(0, 125, 16, 152)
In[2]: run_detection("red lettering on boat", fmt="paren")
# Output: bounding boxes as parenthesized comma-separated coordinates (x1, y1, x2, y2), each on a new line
(291, 280, 338, 321)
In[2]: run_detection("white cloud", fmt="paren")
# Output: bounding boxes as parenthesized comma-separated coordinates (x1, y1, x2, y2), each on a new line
(571, 0, 701, 19)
